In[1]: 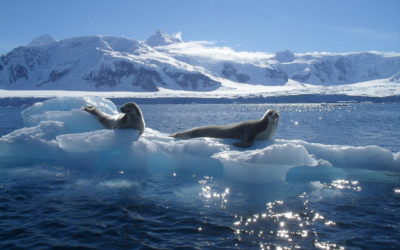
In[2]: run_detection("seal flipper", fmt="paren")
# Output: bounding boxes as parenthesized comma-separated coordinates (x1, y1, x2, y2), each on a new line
(82, 105, 114, 129)
(233, 132, 256, 148)
(233, 139, 254, 148)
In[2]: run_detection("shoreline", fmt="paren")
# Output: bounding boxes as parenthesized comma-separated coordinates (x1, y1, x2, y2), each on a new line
(0, 94, 399, 106)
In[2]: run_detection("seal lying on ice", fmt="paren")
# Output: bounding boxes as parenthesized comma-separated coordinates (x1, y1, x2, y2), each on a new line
(170, 110, 279, 148)
(82, 102, 145, 134)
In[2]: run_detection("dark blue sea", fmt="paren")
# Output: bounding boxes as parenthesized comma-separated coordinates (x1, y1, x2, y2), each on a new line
(1, 100, 400, 249)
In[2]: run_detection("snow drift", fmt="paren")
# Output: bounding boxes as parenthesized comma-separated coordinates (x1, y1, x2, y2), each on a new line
(0, 97, 398, 183)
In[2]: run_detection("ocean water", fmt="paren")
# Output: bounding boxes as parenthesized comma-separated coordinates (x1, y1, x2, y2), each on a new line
(1, 101, 400, 249)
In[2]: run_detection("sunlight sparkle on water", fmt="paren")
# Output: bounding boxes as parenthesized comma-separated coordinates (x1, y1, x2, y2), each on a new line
(324, 220, 336, 226)
(315, 241, 345, 250)
(330, 179, 361, 191)
(199, 176, 229, 206)
(229, 189, 348, 249)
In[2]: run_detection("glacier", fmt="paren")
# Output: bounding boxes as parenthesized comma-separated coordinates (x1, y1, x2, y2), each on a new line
(0, 31, 399, 97)
(0, 97, 398, 183)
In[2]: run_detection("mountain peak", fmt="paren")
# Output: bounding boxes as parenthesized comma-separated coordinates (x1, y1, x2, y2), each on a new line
(28, 34, 56, 47)
(145, 30, 182, 47)
(274, 50, 295, 63)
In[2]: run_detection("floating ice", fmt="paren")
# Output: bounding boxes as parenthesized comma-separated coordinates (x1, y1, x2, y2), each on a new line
(21, 96, 116, 132)
(282, 140, 400, 172)
(0, 120, 64, 162)
(0, 97, 399, 183)
(214, 144, 318, 183)
(57, 129, 140, 153)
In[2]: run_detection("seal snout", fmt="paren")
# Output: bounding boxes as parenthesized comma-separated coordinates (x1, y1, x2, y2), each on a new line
(264, 110, 279, 121)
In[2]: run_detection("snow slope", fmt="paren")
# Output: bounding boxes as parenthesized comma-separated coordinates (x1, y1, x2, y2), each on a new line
(0, 33, 220, 92)
(0, 31, 399, 97)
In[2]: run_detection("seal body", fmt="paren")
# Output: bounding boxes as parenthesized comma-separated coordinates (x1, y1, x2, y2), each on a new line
(82, 102, 145, 134)
(171, 110, 279, 148)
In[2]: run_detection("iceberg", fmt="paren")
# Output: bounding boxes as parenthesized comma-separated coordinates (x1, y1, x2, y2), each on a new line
(0, 97, 398, 183)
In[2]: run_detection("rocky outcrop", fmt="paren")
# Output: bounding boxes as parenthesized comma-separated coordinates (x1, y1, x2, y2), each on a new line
(265, 67, 288, 85)
(84, 61, 164, 91)
(36, 69, 70, 87)
(9, 64, 28, 83)
(1, 47, 47, 70)
(0, 46, 48, 84)
(164, 69, 221, 90)
(221, 63, 250, 83)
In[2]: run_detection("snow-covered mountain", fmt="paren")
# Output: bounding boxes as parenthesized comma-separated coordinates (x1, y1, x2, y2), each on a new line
(27, 34, 57, 47)
(0, 31, 399, 94)
(146, 30, 183, 47)
(0, 32, 220, 92)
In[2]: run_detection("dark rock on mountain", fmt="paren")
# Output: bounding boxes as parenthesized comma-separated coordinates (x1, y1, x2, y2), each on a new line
(221, 63, 250, 83)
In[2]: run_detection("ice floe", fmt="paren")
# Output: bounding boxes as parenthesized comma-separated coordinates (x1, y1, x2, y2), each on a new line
(0, 97, 398, 183)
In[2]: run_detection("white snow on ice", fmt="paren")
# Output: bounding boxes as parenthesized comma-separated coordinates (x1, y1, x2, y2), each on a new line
(0, 77, 399, 99)
(0, 97, 398, 183)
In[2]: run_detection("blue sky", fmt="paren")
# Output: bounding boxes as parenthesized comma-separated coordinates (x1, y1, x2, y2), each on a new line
(1, 0, 399, 54)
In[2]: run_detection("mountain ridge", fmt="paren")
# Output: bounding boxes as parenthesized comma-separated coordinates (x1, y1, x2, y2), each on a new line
(0, 31, 399, 93)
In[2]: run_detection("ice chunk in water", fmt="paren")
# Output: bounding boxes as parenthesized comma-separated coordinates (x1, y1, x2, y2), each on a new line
(1, 96, 399, 184)
(214, 144, 318, 183)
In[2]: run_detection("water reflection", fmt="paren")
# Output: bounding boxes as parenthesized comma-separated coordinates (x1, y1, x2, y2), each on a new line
(229, 179, 361, 249)
(198, 176, 230, 209)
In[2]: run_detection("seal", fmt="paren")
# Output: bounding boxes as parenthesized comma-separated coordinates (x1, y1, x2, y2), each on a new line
(170, 109, 279, 148)
(82, 102, 145, 134)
